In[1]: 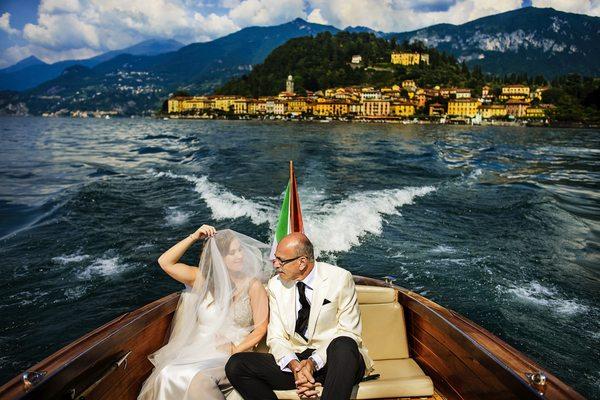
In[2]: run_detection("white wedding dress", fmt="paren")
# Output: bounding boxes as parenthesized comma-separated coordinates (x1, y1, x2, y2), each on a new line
(141, 290, 253, 400)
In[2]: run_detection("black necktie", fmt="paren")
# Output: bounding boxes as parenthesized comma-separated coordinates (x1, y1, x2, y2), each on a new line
(295, 282, 310, 340)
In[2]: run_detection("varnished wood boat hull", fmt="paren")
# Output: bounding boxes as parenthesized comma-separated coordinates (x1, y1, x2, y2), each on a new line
(0, 277, 585, 400)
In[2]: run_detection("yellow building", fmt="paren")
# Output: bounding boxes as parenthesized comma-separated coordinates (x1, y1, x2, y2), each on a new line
(391, 52, 429, 65)
(233, 99, 247, 114)
(391, 101, 415, 117)
(448, 99, 480, 118)
(287, 98, 308, 114)
(214, 96, 237, 112)
(429, 103, 445, 116)
(312, 101, 348, 116)
(168, 96, 187, 113)
(500, 84, 530, 100)
(168, 96, 213, 113)
(362, 100, 390, 117)
(506, 99, 529, 118)
(247, 100, 260, 115)
(525, 107, 546, 118)
(478, 104, 507, 119)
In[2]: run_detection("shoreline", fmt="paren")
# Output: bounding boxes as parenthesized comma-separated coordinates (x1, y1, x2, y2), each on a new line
(1, 114, 598, 129)
(161, 114, 599, 129)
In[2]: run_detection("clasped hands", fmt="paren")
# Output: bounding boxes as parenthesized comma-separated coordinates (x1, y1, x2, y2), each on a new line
(289, 359, 322, 399)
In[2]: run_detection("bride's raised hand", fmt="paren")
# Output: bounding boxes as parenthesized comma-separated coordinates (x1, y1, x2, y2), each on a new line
(191, 224, 217, 240)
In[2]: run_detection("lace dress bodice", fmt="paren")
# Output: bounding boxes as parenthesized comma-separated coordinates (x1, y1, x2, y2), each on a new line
(232, 292, 253, 328)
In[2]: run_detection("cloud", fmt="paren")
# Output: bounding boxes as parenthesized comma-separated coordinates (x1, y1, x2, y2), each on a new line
(531, 0, 600, 16)
(308, 0, 523, 32)
(2, 0, 598, 68)
(306, 8, 328, 25)
(0, 12, 20, 35)
(226, 0, 305, 26)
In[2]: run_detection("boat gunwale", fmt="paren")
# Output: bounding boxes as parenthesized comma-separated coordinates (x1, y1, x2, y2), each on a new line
(0, 277, 586, 400)
(0, 292, 180, 399)
(353, 275, 585, 400)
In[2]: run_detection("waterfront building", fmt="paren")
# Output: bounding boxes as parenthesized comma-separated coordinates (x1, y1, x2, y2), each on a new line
(167, 96, 186, 113)
(478, 104, 507, 119)
(168, 96, 214, 113)
(286, 75, 294, 95)
(506, 99, 529, 118)
(247, 100, 260, 115)
(448, 99, 480, 118)
(363, 99, 390, 117)
(429, 103, 445, 116)
(214, 96, 237, 112)
(287, 98, 308, 114)
(273, 100, 286, 115)
(525, 106, 546, 118)
(391, 101, 415, 117)
(233, 99, 247, 114)
(349, 102, 363, 115)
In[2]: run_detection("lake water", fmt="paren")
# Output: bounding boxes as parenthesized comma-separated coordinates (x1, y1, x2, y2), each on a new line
(0, 117, 598, 397)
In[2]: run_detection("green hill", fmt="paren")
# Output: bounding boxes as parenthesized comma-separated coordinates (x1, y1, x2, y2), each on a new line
(216, 31, 480, 97)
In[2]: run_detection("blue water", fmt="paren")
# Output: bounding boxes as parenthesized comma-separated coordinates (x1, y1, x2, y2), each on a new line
(0, 117, 598, 397)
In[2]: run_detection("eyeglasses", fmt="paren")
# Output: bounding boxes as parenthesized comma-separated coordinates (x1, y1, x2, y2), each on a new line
(273, 255, 304, 266)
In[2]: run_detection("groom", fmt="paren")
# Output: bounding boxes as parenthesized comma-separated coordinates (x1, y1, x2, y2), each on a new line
(226, 232, 372, 400)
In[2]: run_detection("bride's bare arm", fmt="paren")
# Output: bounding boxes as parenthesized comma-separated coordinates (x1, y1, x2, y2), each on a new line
(233, 279, 269, 353)
(157, 225, 216, 287)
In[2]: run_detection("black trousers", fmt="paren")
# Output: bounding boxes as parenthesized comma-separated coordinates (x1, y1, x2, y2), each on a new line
(225, 336, 366, 400)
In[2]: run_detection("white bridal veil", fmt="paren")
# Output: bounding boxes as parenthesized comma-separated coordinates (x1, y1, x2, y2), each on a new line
(138, 229, 273, 399)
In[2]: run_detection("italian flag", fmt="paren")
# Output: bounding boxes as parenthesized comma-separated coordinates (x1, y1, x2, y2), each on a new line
(270, 161, 304, 259)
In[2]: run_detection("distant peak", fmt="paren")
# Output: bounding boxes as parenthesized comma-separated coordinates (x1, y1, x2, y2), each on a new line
(291, 17, 308, 24)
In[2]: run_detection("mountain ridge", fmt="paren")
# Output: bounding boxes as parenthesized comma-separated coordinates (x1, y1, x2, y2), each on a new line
(0, 39, 185, 91)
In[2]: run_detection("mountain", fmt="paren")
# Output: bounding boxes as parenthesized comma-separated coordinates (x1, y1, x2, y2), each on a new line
(0, 56, 46, 74)
(89, 18, 340, 92)
(12, 19, 340, 115)
(385, 7, 600, 77)
(0, 39, 184, 91)
(344, 26, 385, 37)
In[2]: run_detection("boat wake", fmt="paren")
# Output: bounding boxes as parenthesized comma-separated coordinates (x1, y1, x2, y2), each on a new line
(153, 170, 435, 255)
(153, 171, 274, 226)
(303, 186, 435, 254)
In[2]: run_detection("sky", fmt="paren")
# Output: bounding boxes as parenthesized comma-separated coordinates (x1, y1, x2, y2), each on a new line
(0, 0, 599, 68)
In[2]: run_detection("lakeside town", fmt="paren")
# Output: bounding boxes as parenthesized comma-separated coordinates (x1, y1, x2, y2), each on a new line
(164, 52, 555, 126)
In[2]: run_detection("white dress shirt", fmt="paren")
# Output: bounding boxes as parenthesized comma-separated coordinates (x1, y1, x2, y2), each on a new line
(277, 266, 325, 372)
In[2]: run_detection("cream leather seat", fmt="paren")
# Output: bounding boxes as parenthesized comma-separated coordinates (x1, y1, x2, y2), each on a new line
(272, 285, 434, 399)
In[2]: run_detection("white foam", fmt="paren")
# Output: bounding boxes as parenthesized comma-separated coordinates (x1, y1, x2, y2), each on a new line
(501, 281, 591, 317)
(430, 244, 456, 254)
(154, 171, 274, 225)
(52, 253, 90, 264)
(80, 255, 127, 279)
(304, 186, 435, 254)
(153, 170, 435, 256)
(64, 286, 86, 300)
(164, 207, 190, 226)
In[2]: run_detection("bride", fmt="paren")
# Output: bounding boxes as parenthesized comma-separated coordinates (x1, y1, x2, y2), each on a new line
(138, 225, 271, 400)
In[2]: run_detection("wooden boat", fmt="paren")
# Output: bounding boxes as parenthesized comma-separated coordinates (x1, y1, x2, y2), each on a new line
(0, 275, 585, 400)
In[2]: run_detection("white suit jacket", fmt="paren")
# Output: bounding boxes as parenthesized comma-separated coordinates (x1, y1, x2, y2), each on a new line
(266, 261, 373, 375)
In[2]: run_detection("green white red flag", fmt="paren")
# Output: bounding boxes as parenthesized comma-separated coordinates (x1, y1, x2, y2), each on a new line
(270, 161, 304, 258)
